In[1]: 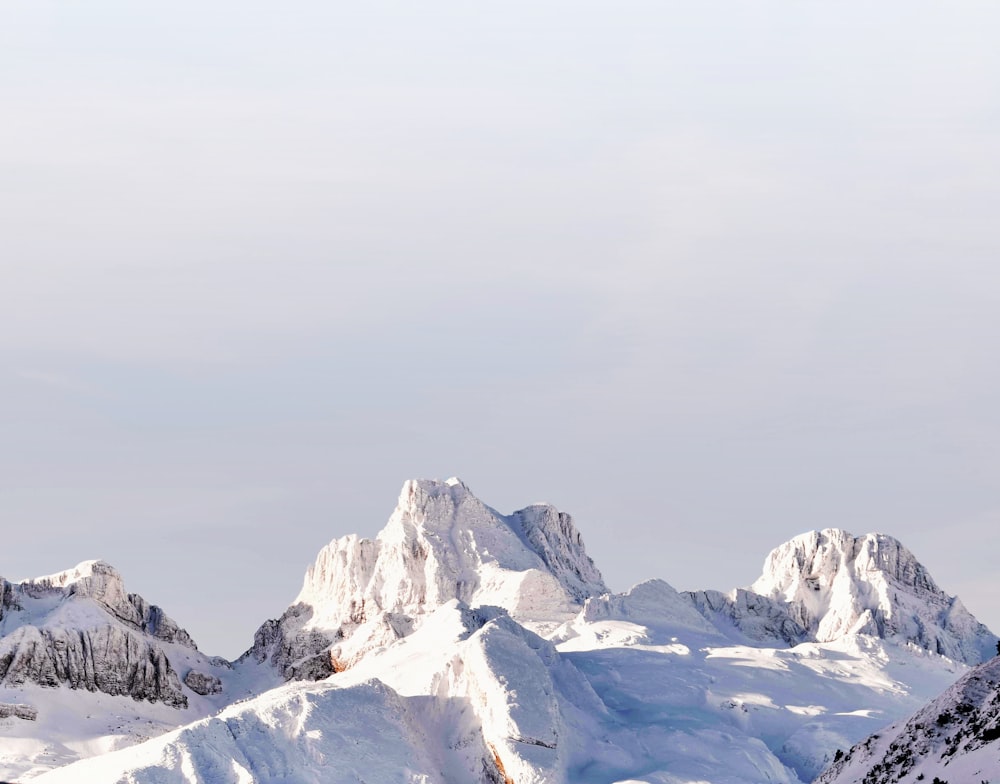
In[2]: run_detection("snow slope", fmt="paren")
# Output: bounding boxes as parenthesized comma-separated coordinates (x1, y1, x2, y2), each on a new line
(31, 601, 589, 784)
(555, 577, 967, 781)
(816, 654, 1000, 784)
(28, 590, 967, 784)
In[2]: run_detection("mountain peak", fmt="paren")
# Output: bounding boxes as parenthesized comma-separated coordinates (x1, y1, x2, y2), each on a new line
(24, 559, 131, 608)
(243, 478, 606, 680)
(28, 558, 119, 586)
(751, 528, 996, 663)
(0, 559, 205, 710)
(400, 475, 469, 501)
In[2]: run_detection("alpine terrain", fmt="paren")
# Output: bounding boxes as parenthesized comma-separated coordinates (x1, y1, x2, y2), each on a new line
(816, 654, 1000, 784)
(0, 560, 242, 780)
(1, 478, 996, 783)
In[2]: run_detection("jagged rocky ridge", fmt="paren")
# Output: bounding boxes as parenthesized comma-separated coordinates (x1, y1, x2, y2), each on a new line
(240, 477, 607, 680)
(684, 528, 996, 665)
(817, 654, 1000, 784)
(0, 560, 205, 707)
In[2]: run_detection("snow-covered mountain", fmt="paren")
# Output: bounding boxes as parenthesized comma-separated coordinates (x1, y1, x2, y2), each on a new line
(749, 529, 996, 665)
(685, 529, 996, 665)
(5, 478, 998, 783)
(0, 560, 194, 705)
(0, 560, 240, 781)
(816, 653, 1000, 784)
(238, 477, 606, 680)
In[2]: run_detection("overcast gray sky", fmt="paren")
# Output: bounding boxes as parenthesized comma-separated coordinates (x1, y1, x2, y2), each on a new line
(3, 1, 999, 658)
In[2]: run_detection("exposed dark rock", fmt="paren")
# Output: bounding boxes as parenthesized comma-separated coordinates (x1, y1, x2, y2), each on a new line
(0, 561, 202, 707)
(0, 625, 187, 707)
(183, 670, 223, 696)
(0, 702, 37, 721)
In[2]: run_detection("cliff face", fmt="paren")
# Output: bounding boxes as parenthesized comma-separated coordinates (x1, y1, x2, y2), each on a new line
(0, 561, 199, 706)
(684, 587, 809, 646)
(749, 529, 997, 664)
(0, 624, 187, 706)
(240, 478, 607, 680)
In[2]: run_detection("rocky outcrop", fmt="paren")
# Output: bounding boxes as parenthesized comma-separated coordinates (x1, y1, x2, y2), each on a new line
(24, 561, 197, 649)
(750, 529, 997, 663)
(183, 670, 222, 696)
(244, 604, 345, 680)
(0, 561, 202, 706)
(1, 577, 18, 622)
(507, 504, 606, 603)
(0, 702, 37, 721)
(241, 478, 607, 680)
(0, 624, 187, 706)
(684, 587, 808, 646)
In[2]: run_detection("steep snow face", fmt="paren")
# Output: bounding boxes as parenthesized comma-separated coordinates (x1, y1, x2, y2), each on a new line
(751, 529, 997, 663)
(241, 478, 607, 679)
(29, 679, 447, 784)
(817, 654, 1000, 784)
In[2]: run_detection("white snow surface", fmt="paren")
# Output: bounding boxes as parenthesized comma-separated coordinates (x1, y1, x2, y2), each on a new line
(752, 528, 996, 664)
(5, 479, 999, 784)
(297, 478, 606, 625)
(816, 654, 1000, 784)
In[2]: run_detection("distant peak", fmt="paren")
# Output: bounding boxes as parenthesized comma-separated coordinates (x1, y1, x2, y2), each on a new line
(27, 559, 120, 588)
(756, 529, 935, 595)
(398, 477, 472, 503)
(798, 528, 907, 551)
(750, 527, 996, 662)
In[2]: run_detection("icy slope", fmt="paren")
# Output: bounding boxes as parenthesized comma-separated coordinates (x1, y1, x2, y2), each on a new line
(28, 677, 445, 784)
(0, 561, 241, 781)
(816, 654, 1000, 784)
(32, 598, 965, 784)
(240, 477, 606, 680)
(31, 599, 806, 784)
(554, 577, 969, 782)
(37, 579, 973, 784)
(31, 601, 591, 784)
(748, 529, 996, 663)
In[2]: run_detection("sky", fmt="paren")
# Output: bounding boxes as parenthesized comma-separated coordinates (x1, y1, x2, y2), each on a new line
(2, 1, 999, 658)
